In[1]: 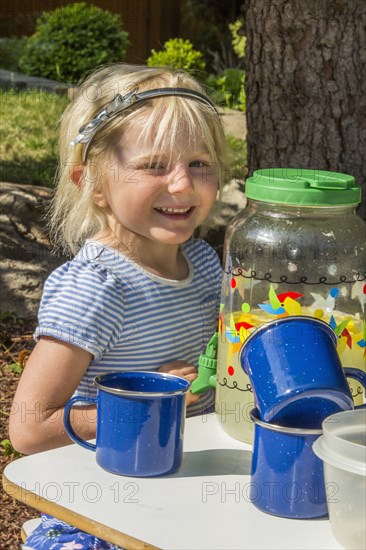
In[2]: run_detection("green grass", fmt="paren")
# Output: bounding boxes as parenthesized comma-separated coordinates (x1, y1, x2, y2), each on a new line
(0, 88, 68, 186)
(0, 89, 246, 188)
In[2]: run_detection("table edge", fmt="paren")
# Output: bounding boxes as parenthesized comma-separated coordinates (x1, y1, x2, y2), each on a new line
(2, 470, 160, 550)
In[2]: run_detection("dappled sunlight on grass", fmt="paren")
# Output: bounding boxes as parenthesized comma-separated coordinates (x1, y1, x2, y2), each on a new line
(0, 89, 68, 186)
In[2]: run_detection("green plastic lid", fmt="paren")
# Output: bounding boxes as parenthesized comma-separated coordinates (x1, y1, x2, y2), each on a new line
(245, 168, 361, 206)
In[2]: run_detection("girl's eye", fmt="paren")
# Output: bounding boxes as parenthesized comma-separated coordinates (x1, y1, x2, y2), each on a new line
(190, 160, 216, 176)
(142, 163, 165, 172)
(190, 160, 208, 168)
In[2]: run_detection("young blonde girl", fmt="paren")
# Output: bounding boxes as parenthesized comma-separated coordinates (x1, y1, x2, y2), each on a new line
(10, 63, 227, 549)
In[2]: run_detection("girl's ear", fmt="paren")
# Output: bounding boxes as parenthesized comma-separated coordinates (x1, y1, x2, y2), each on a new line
(70, 165, 84, 187)
(93, 190, 109, 208)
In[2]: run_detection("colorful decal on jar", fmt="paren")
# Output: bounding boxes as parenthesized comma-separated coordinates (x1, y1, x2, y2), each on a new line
(219, 280, 366, 395)
(258, 285, 303, 316)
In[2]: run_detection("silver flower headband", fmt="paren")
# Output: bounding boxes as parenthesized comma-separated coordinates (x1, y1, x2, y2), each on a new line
(71, 87, 218, 163)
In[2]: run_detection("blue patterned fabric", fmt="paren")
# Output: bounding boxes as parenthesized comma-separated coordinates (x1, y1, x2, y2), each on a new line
(23, 514, 122, 549)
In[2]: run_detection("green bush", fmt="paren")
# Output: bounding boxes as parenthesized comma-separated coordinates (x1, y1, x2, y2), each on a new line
(207, 69, 246, 111)
(18, 2, 129, 84)
(0, 37, 27, 71)
(147, 38, 206, 74)
(229, 18, 246, 60)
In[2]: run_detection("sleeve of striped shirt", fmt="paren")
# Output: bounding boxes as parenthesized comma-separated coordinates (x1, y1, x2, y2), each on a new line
(34, 260, 124, 361)
(193, 239, 223, 317)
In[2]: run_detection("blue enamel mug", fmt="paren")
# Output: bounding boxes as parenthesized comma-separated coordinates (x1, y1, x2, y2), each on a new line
(240, 316, 366, 428)
(64, 371, 190, 477)
(250, 408, 327, 519)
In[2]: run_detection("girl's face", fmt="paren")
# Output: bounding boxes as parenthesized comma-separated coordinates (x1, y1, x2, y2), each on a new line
(95, 124, 218, 247)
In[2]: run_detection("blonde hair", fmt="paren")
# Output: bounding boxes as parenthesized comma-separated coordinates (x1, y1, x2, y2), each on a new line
(50, 63, 227, 255)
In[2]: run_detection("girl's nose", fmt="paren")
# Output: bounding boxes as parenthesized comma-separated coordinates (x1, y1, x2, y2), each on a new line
(167, 164, 194, 194)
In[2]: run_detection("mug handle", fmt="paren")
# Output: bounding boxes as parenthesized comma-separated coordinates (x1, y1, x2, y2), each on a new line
(344, 367, 366, 409)
(64, 395, 97, 451)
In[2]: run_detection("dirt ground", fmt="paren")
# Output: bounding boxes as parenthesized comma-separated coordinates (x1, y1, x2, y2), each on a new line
(1, 317, 39, 548)
(221, 108, 247, 140)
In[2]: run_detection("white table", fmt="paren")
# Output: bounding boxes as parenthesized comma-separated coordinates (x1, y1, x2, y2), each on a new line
(3, 414, 342, 550)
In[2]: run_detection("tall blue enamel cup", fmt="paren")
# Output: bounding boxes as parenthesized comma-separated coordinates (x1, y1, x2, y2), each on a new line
(64, 371, 190, 477)
(250, 408, 327, 518)
(240, 317, 366, 428)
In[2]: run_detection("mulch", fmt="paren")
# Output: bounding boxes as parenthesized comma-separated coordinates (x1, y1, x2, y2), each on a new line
(1, 317, 39, 548)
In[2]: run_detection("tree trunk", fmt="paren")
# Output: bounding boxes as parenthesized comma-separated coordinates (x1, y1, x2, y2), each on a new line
(244, 0, 366, 218)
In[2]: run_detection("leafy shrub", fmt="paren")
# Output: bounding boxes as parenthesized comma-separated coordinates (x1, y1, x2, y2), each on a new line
(18, 2, 129, 84)
(0, 37, 27, 71)
(207, 69, 246, 111)
(147, 38, 206, 74)
(180, 1, 243, 70)
(229, 18, 246, 60)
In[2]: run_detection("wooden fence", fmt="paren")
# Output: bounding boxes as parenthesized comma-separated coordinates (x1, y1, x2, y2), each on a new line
(0, 0, 184, 63)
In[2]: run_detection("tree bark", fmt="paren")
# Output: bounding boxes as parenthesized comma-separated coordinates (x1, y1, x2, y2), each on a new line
(244, 0, 366, 218)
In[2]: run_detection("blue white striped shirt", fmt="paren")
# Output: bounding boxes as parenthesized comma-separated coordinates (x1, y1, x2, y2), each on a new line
(35, 239, 222, 415)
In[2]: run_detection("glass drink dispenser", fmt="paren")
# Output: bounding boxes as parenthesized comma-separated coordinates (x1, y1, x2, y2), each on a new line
(216, 169, 366, 443)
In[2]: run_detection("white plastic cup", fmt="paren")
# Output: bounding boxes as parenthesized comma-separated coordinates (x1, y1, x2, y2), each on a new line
(313, 409, 366, 550)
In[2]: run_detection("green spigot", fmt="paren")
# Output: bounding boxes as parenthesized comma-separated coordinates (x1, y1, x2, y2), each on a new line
(191, 332, 218, 394)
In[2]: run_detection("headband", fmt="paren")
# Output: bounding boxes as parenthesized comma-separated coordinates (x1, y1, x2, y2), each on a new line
(71, 87, 218, 163)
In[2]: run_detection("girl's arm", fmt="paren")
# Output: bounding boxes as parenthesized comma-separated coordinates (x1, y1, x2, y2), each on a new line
(9, 337, 94, 455)
(9, 340, 201, 455)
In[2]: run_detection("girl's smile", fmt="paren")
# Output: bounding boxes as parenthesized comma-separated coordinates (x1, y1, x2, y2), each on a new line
(154, 206, 195, 217)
